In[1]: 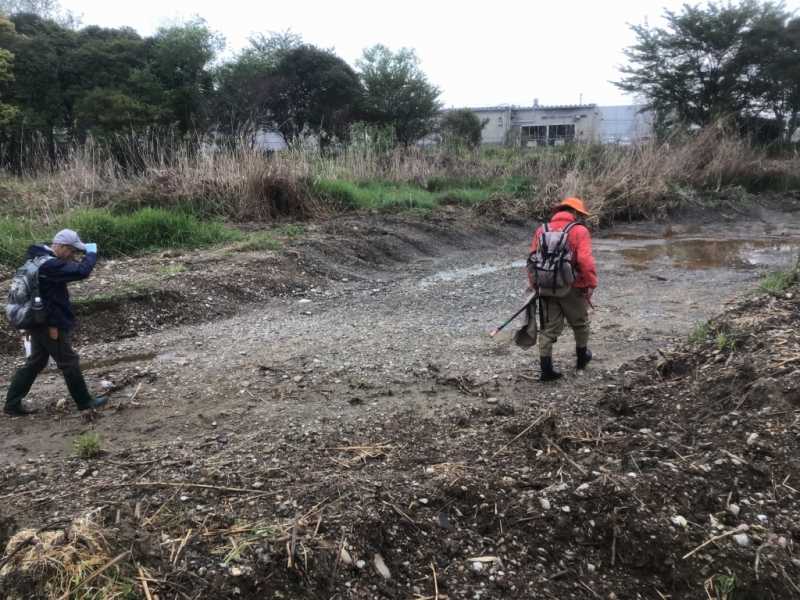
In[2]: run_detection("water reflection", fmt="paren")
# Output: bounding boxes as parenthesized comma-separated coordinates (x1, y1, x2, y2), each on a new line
(621, 239, 799, 270)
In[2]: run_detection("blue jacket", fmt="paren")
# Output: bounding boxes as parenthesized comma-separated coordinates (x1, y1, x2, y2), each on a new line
(26, 244, 96, 331)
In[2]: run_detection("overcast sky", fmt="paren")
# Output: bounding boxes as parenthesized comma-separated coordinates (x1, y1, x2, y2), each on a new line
(59, 0, 800, 108)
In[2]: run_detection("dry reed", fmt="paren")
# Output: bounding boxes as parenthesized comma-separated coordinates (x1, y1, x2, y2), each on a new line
(0, 125, 796, 225)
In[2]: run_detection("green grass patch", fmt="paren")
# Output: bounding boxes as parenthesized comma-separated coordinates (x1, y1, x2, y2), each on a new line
(66, 208, 242, 257)
(759, 268, 798, 295)
(0, 218, 47, 269)
(715, 331, 736, 352)
(0, 208, 243, 268)
(73, 432, 102, 459)
(158, 263, 187, 277)
(688, 321, 711, 344)
(312, 178, 513, 212)
(231, 232, 283, 253)
(275, 223, 305, 238)
(312, 179, 434, 211)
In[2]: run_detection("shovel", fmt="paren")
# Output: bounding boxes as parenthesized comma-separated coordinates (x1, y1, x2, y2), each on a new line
(489, 293, 537, 337)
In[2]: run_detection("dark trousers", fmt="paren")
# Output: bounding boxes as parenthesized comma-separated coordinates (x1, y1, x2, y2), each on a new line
(5, 328, 94, 409)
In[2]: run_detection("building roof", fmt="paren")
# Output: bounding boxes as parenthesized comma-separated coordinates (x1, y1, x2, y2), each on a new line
(457, 103, 598, 113)
(535, 103, 597, 110)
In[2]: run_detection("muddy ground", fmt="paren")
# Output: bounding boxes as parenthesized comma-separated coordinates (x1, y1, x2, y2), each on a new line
(1, 199, 800, 599)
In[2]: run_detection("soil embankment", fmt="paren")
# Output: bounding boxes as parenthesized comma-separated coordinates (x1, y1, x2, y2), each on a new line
(2, 201, 800, 598)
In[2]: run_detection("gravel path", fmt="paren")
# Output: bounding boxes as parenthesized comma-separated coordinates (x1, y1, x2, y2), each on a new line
(2, 206, 800, 462)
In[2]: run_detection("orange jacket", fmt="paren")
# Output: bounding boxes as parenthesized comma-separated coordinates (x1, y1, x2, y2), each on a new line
(529, 211, 598, 289)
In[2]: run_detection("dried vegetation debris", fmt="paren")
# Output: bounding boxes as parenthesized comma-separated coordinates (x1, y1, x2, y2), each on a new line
(3, 281, 800, 596)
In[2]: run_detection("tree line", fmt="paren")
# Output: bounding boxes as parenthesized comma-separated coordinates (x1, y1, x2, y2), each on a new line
(1, 0, 798, 172)
(0, 6, 487, 170)
(616, 0, 800, 143)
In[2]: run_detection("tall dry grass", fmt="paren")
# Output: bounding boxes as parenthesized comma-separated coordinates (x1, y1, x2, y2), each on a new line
(1, 126, 797, 225)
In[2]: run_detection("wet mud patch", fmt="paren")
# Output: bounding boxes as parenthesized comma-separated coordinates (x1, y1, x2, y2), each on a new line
(620, 238, 800, 270)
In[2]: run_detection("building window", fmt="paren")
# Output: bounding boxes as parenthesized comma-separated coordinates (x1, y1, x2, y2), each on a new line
(497, 116, 503, 127)
(521, 125, 547, 146)
(548, 124, 575, 143)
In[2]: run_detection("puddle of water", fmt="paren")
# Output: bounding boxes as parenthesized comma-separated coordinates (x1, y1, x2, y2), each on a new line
(421, 236, 800, 286)
(621, 239, 800, 270)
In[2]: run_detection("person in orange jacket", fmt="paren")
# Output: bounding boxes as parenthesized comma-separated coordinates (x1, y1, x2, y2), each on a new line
(529, 197, 598, 381)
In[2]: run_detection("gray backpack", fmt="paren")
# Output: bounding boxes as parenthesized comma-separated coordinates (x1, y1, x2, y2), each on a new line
(5, 255, 52, 330)
(527, 222, 580, 297)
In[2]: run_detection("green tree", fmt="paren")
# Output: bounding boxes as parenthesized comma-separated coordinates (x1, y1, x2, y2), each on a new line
(440, 108, 487, 148)
(0, 0, 79, 28)
(64, 25, 163, 136)
(264, 44, 363, 145)
(1, 12, 77, 160)
(737, 11, 800, 141)
(357, 44, 441, 145)
(615, 1, 793, 138)
(149, 18, 223, 133)
(212, 31, 302, 134)
(0, 16, 18, 124)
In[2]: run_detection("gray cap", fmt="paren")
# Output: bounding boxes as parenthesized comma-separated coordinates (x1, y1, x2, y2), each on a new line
(52, 229, 86, 252)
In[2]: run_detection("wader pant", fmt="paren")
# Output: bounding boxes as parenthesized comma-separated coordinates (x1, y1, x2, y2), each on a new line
(538, 287, 590, 358)
(5, 327, 94, 410)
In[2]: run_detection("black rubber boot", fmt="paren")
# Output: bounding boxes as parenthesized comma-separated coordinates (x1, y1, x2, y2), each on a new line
(576, 347, 593, 370)
(62, 366, 96, 409)
(5, 363, 43, 416)
(3, 404, 37, 416)
(539, 356, 563, 382)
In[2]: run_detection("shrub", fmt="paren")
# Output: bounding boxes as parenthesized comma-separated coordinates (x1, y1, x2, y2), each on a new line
(0, 218, 47, 268)
(73, 432, 102, 459)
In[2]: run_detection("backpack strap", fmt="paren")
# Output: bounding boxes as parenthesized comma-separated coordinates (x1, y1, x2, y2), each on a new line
(540, 222, 550, 255)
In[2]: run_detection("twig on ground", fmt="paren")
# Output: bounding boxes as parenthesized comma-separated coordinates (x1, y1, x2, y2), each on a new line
(172, 529, 193, 566)
(138, 564, 154, 600)
(682, 525, 748, 560)
(117, 481, 275, 495)
(114, 382, 143, 412)
(578, 580, 601, 599)
(544, 569, 569, 581)
(543, 434, 588, 476)
(782, 568, 800, 595)
(492, 413, 548, 458)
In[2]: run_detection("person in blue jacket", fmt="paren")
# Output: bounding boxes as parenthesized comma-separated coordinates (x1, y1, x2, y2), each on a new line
(4, 229, 108, 416)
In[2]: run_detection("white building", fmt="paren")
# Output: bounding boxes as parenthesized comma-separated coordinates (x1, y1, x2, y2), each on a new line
(463, 101, 652, 146)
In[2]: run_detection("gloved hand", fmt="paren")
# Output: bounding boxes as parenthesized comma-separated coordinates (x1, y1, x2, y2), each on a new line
(84, 243, 97, 254)
(583, 287, 595, 306)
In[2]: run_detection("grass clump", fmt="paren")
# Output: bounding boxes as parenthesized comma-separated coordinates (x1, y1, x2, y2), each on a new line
(715, 331, 736, 352)
(0, 217, 47, 268)
(73, 432, 102, 459)
(312, 179, 435, 211)
(759, 268, 798, 296)
(66, 208, 242, 257)
(312, 179, 498, 212)
(232, 232, 283, 253)
(688, 321, 711, 344)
